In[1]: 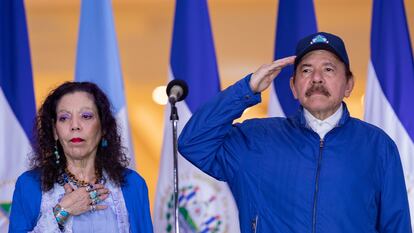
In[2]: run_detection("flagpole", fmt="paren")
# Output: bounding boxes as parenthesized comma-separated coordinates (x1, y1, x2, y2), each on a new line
(155, 1, 240, 232)
(0, 0, 36, 231)
(269, 0, 317, 117)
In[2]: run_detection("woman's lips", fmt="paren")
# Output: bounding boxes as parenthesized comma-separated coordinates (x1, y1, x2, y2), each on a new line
(70, 138, 84, 143)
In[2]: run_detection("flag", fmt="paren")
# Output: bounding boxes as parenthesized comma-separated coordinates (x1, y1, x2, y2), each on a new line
(154, 0, 240, 232)
(269, 0, 317, 117)
(0, 0, 36, 231)
(364, 0, 414, 226)
(75, 0, 135, 168)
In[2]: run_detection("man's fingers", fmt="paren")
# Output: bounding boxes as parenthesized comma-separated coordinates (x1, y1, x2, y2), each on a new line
(263, 56, 296, 77)
(250, 56, 296, 93)
(270, 56, 296, 70)
(272, 55, 296, 65)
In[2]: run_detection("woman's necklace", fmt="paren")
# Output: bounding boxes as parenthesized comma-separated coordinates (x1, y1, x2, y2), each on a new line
(64, 167, 101, 187)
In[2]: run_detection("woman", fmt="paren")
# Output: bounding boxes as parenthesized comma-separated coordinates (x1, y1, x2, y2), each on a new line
(9, 82, 153, 233)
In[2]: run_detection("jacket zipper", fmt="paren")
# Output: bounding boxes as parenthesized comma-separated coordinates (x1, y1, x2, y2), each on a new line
(252, 214, 259, 233)
(312, 139, 324, 233)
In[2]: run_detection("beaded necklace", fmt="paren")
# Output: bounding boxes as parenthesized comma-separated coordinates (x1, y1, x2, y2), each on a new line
(64, 167, 104, 187)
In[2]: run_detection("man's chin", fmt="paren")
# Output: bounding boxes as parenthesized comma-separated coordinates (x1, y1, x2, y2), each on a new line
(306, 93, 330, 98)
(303, 95, 330, 105)
(302, 100, 330, 112)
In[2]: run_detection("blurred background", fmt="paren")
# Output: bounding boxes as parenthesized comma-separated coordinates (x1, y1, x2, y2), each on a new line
(25, 0, 414, 210)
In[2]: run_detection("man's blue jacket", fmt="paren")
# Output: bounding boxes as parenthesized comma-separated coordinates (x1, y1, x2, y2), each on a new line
(9, 168, 153, 233)
(178, 76, 412, 233)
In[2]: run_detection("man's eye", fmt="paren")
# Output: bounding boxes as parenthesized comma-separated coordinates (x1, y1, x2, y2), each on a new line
(302, 68, 311, 73)
(325, 67, 334, 72)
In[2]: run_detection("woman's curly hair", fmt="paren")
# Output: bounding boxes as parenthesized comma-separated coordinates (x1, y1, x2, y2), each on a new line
(31, 82, 129, 191)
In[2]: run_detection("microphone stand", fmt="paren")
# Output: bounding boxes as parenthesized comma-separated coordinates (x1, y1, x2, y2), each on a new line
(166, 79, 188, 233)
(169, 101, 180, 233)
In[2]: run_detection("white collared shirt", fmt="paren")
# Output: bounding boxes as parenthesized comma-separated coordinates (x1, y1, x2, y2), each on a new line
(304, 104, 343, 139)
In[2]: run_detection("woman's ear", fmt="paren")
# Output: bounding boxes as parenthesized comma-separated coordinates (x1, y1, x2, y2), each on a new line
(53, 122, 58, 141)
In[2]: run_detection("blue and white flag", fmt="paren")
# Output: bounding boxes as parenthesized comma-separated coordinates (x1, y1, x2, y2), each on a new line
(75, 0, 135, 168)
(0, 0, 36, 231)
(154, 1, 240, 232)
(364, 0, 414, 226)
(269, 0, 317, 117)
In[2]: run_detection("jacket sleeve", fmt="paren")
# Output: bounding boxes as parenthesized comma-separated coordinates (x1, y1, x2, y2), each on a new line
(378, 139, 412, 233)
(138, 179, 153, 233)
(178, 75, 261, 182)
(122, 169, 153, 233)
(9, 171, 42, 233)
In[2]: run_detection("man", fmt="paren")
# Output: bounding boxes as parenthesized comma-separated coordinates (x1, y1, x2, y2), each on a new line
(178, 32, 412, 233)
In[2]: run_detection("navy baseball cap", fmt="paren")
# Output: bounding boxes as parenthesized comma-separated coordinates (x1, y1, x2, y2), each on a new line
(294, 32, 350, 70)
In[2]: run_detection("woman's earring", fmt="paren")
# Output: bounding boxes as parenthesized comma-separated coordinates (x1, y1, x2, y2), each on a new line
(101, 138, 108, 148)
(54, 140, 60, 164)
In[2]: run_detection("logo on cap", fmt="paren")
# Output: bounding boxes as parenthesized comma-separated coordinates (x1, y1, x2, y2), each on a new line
(310, 35, 329, 45)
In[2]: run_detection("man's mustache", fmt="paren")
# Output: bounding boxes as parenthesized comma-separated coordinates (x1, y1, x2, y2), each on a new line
(305, 85, 330, 97)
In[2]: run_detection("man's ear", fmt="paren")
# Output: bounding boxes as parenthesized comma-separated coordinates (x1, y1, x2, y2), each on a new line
(344, 77, 355, 98)
(290, 77, 298, 99)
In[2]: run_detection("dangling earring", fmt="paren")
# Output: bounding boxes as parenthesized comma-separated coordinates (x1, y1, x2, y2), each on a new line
(100, 138, 108, 148)
(54, 140, 61, 164)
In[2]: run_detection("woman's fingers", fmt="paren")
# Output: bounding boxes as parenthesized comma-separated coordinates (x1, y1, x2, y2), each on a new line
(86, 186, 110, 206)
(89, 204, 108, 212)
(98, 193, 109, 201)
(89, 184, 110, 196)
(96, 188, 110, 195)
(92, 183, 105, 189)
(87, 187, 110, 198)
(63, 183, 74, 194)
(60, 184, 111, 215)
(95, 205, 108, 211)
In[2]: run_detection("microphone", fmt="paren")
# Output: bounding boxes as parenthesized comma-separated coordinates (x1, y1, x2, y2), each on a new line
(166, 79, 188, 104)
